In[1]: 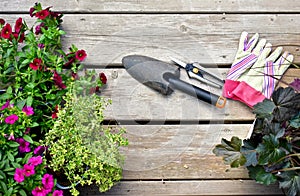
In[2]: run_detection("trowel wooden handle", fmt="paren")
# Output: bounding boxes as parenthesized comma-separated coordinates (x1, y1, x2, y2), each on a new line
(167, 76, 226, 108)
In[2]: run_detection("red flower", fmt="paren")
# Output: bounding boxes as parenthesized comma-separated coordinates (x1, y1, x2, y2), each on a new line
(52, 105, 59, 119)
(14, 17, 23, 33)
(0, 18, 5, 25)
(35, 9, 50, 20)
(99, 72, 107, 84)
(13, 32, 25, 43)
(1, 23, 12, 39)
(29, 7, 35, 17)
(29, 58, 43, 70)
(53, 71, 66, 89)
(75, 50, 87, 61)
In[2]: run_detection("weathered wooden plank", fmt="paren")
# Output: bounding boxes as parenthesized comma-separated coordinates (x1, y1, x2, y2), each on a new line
(119, 124, 250, 180)
(1, 0, 300, 13)
(1, 14, 300, 65)
(77, 180, 283, 195)
(101, 68, 299, 121)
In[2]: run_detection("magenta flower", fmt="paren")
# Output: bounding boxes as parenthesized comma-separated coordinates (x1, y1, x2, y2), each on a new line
(8, 132, 15, 140)
(28, 156, 43, 166)
(42, 174, 54, 190)
(14, 168, 25, 183)
(34, 146, 46, 155)
(16, 138, 31, 153)
(22, 106, 34, 116)
(53, 190, 63, 196)
(32, 186, 47, 196)
(1, 100, 12, 110)
(5, 114, 18, 124)
(23, 164, 35, 177)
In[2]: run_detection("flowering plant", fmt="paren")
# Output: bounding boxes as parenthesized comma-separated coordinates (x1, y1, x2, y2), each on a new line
(0, 2, 110, 196)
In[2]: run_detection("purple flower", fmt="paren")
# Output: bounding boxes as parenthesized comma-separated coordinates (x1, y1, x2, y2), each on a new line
(22, 106, 34, 116)
(42, 174, 54, 190)
(14, 168, 25, 183)
(5, 114, 18, 124)
(16, 138, 31, 153)
(34, 146, 46, 155)
(23, 164, 35, 177)
(38, 43, 45, 48)
(53, 190, 63, 196)
(32, 186, 47, 196)
(28, 156, 43, 166)
(290, 78, 300, 91)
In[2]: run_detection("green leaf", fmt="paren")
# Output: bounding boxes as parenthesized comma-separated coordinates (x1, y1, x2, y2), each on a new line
(16, 99, 26, 110)
(253, 99, 276, 119)
(7, 152, 14, 162)
(22, 135, 33, 144)
(290, 113, 300, 128)
(26, 96, 33, 106)
(248, 166, 277, 185)
(0, 181, 7, 192)
(19, 189, 27, 196)
(278, 171, 300, 196)
(256, 135, 287, 165)
(272, 87, 300, 122)
(241, 139, 258, 167)
(213, 137, 246, 167)
(8, 141, 19, 148)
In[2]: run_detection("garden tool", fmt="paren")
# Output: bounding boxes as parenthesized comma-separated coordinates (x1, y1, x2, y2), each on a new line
(223, 32, 293, 107)
(170, 57, 224, 89)
(122, 55, 226, 108)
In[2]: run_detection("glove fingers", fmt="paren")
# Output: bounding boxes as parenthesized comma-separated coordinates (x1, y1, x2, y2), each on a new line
(266, 46, 283, 62)
(238, 32, 259, 53)
(274, 51, 294, 75)
(252, 39, 267, 56)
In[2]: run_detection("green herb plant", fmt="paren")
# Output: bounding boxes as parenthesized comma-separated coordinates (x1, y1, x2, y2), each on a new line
(213, 84, 300, 196)
(44, 71, 128, 196)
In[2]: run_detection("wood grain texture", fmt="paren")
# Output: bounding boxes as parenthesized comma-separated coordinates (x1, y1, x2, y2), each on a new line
(0, 0, 299, 13)
(99, 68, 299, 121)
(119, 124, 251, 180)
(76, 180, 283, 195)
(1, 14, 300, 65)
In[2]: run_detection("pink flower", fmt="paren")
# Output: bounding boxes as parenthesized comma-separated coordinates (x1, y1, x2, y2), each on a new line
(42, 174, 54, 190)
(23, 164, 35, 177)
(1, 100, 12, 110)
(22, 106, 34, 116)
(32, 187, 47, 196)
(75, 49, 87, 61)
(5, 114, 18, 124)
(14, 168, 25, 183)
(53, 190, 63, 196)
(16, 138, 31, 153)
(28, 156, 43, 166)
(34, 146, 46, 155)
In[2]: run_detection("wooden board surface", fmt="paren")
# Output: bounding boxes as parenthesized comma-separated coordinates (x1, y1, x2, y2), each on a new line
(1, 0, 300, 13)
(119, 124, 251, 180)
(1, 1, 300, 195)
(0, 14, 300, 66)
(77, 180, 283, 195)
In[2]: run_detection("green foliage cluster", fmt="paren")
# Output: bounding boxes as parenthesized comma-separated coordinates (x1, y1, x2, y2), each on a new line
(44, 74, 128, 196)
(214, 87, 300, 196)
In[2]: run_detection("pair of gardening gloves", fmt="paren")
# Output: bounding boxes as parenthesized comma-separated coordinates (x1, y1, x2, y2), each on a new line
(223, 31, 294, 108)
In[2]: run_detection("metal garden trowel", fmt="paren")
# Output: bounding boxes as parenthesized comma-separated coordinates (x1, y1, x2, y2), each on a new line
(122, 55, 226, 108)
